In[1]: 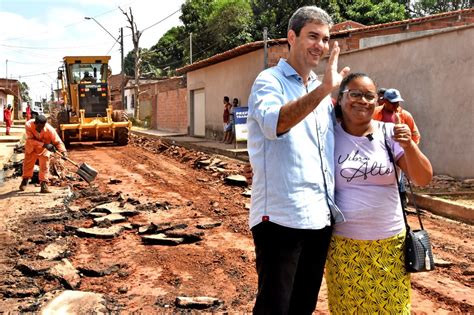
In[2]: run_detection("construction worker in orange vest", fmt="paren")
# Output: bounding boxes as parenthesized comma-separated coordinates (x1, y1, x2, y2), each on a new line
(19, 115, 67, 193)
(3, 104, 13, 135)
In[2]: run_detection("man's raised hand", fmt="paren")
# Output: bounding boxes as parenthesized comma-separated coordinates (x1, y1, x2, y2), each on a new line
(322, 41, 350, 92)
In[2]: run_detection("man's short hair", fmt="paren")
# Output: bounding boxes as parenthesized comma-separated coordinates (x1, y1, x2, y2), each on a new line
(35, 115, 47, 125)
(224, 96, 230, 102)
(288, 6, 333, 37)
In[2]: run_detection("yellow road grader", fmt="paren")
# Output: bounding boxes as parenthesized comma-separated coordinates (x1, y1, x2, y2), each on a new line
(52, 56, 131, 146)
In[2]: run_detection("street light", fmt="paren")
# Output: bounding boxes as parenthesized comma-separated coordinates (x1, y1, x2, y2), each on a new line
(85, 16, 125, 109)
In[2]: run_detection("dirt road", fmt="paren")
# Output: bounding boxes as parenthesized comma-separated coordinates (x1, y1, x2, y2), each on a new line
(0, 135, 472, 313)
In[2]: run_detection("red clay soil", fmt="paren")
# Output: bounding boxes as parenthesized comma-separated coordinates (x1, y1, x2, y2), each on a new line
(0, 134, 472, 313)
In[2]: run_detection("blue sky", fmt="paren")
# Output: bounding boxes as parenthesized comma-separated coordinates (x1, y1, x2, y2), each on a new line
(0, 0, 185, 100)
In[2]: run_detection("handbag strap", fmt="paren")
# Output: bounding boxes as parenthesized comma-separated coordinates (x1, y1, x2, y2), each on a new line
(381, 123, 425, 230)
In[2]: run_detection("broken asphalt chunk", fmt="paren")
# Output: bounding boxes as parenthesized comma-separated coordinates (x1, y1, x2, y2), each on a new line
(77, 263, 121, 277)
(49, 259, 81, 290)
(76, 226, 124, 239)
(93, 213, 127, 225)
(175, 296, 223, 309)
(38, 242, 69, 260)
(165, 230, 204, 243)
(91, 201, 138, 217)
(108, 178, 122, 184)
(241, 189, 252, 197)
(196, 222, 222, 230)
(40, 290, 106, 314)
(141, 233, 185, 245)
(16, 260, 57, 276)
(224, 174, 248, 187)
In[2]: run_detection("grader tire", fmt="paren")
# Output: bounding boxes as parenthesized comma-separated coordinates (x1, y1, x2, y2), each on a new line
(55, 111, 70, 146)
(115, 128, 129, 146)
(112, 110, 130, 146)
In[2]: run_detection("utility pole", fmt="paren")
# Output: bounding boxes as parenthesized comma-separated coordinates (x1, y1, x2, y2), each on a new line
(84, 17, 126, 111)
(120, 7, 142, 121)
(190, 32, 193, 64)
(263, 27, 268, 69)
(120, 27, 125, 110)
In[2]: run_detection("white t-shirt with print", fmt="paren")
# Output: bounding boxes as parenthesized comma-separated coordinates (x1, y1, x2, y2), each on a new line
(334, 122, 405, 240)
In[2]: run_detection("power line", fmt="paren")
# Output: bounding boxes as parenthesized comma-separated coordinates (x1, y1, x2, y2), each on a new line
(142, 8, 182, 32)
(0, 42, 108, 50)
(0, 1, 135, 43)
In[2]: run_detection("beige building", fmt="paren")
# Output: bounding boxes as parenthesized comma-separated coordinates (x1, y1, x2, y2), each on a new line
(176, 10, 473, 178)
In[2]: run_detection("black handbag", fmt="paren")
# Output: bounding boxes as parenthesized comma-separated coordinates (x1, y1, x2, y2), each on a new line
(382, 124, 435, 273)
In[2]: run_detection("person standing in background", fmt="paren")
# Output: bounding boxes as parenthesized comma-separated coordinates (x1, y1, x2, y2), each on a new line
(222, 96, 232, 143)
(3, 104, 13, 135)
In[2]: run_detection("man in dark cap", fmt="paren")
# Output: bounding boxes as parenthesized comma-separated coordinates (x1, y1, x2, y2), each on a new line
(19, 115, 67, 193)
(373, 88, 420, 143)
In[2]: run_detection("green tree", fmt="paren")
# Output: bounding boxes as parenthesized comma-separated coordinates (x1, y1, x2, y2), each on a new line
(149, 26, 187, 76)
(409, 0, 472, 17)
(344, 0, 407, 25)
(250, 0, 342, 40)
(204, 0, 254, 56)
(20, 82, 31, 103)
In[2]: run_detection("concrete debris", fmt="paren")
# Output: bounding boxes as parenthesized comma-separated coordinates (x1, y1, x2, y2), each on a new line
(16, 260, 57, 276)
(195, 158, 211, 168)
(49, 259, 81, 289)
(40, 290, 106, 314)
(92, 201, 139, 216)
(108, 178, 122, 184)
(209, 158, 222, 166)
(1, 283, 41, 298)
(138, 222, 158, 234)
(241, 189, 252, 197)
(93, 213, 127, 225)
(175, 296, 222, 309)
(196, 222, 222, 230)
(434, 257, 455, 267)
(88, 212, 108, 218)
(153, 222, 188, 233)
(38, 242, 69, 260)
(76, 225, 124, 239)
(165, 229, 204, 243)
(224, 174, 248, 187)
(77, 263, 121, 277)
(141, 233, 185, 245)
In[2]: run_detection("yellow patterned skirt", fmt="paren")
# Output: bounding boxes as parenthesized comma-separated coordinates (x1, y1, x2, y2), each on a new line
(326, 231, 410, 314)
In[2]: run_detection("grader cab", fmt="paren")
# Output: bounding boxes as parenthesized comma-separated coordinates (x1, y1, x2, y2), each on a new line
(53, 56, 131, 146)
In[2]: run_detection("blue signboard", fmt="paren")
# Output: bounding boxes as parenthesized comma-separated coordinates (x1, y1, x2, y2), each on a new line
(234, 107, 248, 142)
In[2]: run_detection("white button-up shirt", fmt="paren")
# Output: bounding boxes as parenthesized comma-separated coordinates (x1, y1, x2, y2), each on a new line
(247, 59, 344, 230)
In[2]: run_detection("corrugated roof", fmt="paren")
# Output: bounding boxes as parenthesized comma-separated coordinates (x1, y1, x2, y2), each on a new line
(177, 8, 473, 74)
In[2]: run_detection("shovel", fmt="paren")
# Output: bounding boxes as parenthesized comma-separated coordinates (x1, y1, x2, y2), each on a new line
(56, 152, 98, 183)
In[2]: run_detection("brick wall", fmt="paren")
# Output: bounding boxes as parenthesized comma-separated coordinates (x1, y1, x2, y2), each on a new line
(0, 79, 21, 119)
(267, 44, 289, 67)
(155, 87, 188, 132)
(334, 11, 474, 52)
(148, 77, 188, 133)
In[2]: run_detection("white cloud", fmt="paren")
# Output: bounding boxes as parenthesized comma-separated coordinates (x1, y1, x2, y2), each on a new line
(0, 0, 184, 101)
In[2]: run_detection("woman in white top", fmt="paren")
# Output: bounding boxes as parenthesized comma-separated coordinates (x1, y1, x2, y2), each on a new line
(326, 72, 432, 314)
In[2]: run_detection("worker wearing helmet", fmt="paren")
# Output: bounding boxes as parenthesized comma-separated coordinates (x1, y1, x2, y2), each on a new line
(19, 115, 67, 193)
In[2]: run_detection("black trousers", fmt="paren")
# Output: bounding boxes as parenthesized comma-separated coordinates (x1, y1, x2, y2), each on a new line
(252, 221, 332, 315)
